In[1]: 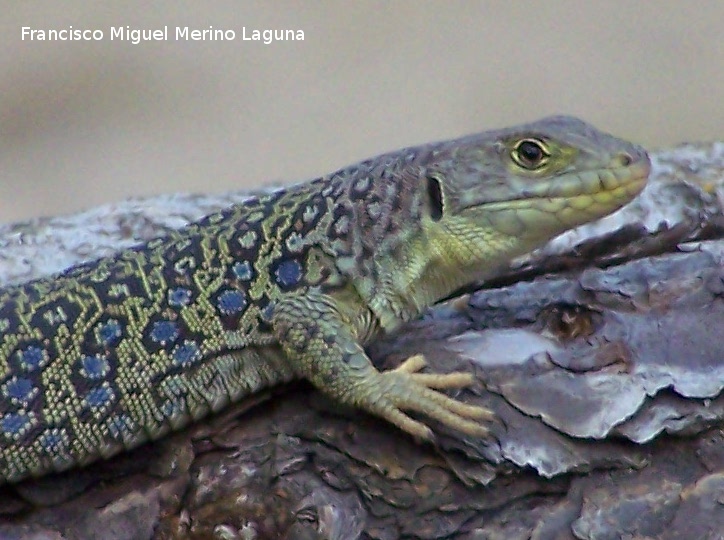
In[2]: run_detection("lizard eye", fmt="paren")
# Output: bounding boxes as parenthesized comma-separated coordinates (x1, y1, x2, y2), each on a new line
(426, 176, 444, 221)
(511, 138, 550, 170)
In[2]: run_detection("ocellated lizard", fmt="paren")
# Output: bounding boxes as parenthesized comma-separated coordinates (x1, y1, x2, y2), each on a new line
(0, 116, 650, 483)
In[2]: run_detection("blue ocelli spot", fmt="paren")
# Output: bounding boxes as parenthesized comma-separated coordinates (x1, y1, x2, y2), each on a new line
(85, 384, 115, 410)
(217, 290, 247, 315)
(1, 412, 33, 437)
(97, 319, 123, 346)
(172, 340, 201, 367)
(16, 346, 48, 371)
(79, 355, 110, 380)
(107, 414, 136, 440)
(161, 400, 176, 418)
(160, 398, 187, 420)
(39, 428, 68, 452)
(285, 233, 304, 252)
(2, 377, 37, 404)
(168, 287, 192, 307)
(232, 261, 253, 280)
(260, 302, 275, 322)
(274, 260, 303, 288)
(149, 320, 180, 345)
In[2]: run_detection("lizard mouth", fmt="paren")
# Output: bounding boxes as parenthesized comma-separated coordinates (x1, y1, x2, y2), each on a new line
(480, 156, 650, 212)
(464, 157, 651, 234)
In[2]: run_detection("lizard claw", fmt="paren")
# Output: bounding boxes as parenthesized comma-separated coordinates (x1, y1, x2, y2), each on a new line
(370, 354, 494, 441)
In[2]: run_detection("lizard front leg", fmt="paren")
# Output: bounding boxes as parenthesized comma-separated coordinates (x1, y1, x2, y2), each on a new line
(272, 292, 493, 441)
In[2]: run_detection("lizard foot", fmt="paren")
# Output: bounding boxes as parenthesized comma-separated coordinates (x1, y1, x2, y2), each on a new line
(370, 354, 494, 441)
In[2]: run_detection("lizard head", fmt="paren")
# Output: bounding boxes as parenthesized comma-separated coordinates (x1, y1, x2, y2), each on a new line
(416, 115, 650, 274)
(372, 116, 650, 319)
(425, 116, 650, 247)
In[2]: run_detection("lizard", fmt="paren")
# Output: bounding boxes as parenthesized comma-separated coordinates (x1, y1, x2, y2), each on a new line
(0, 116, 650, 484)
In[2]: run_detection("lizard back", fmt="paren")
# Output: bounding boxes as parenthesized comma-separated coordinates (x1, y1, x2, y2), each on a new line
(0, 156, 419, 482)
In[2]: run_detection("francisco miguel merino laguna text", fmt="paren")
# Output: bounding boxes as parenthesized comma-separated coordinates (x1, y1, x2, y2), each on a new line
(21, 26, 305, 45)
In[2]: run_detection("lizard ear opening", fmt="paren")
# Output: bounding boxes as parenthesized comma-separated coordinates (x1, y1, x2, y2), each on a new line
(426, 176, 444, 222)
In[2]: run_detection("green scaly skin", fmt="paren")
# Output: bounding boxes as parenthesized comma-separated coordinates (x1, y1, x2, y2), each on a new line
(0, 116, 650, 483)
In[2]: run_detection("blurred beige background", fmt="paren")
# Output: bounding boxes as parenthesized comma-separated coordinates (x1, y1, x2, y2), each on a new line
(1, 1, 722, 223)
